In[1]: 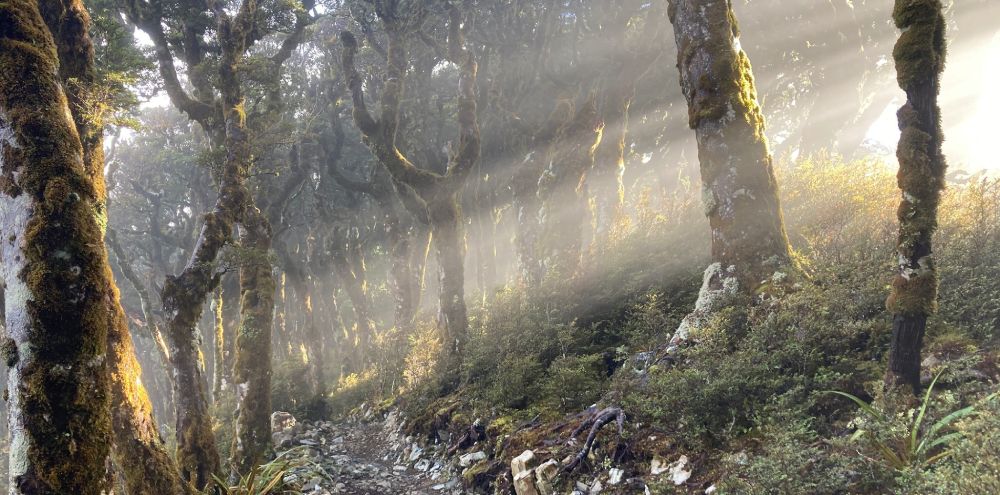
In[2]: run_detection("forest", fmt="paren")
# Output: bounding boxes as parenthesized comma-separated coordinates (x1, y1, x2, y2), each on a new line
(0, 0, 998, 493)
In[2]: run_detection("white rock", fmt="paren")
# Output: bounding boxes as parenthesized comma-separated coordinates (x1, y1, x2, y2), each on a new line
(459, 451, 487, 467)
(511, 450, 536, 474)
(409, 443, 423, 462)
(667, 455, 692, 486)
(650, 456, 669, 476)
(271, 411, 297, 433)
(589, 479, 603, 494)
(513, 469, 540, 495)
(705, 484, 717, 494)
(414, 459, 432, 472)
(608, 468, 624, 485)
(534, 459, 559, 495)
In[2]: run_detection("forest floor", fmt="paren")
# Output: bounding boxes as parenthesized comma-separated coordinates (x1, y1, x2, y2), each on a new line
(278, 410, 475, 495)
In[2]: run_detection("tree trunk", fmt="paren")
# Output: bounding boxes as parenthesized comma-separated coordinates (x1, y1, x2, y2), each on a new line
(106, 230, 196, 494)
(229, 209, 275, 475)
(385, 205, 418, 329)
(0, 1, 113, 491)
(668, 0, 791, 287)
(884, 0, 947, 394)
(539, 97, 603, 279)
(41, 1, 196, 490)
(339, 4, 479, 389)
(667, 0, 792, 346)
(329, 228, 375, 368)
(428, 197, 469, 389)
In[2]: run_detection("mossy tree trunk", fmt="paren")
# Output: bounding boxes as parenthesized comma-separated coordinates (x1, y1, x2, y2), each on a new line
(0, 1, 114, 491)
(884, 0, 947, 394)
(230, 208, 275, 475)
(210, 0, 277, 477)
(339, 5, 480, 389)
(54, 2, 195, 487)
(666, 0, 792, 344)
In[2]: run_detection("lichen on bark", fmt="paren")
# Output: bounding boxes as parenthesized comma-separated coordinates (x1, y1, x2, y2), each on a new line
(0, 0, 113, 491)
(667, 0, 791, 291)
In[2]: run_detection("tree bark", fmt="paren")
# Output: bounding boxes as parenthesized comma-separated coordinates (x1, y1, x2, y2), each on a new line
(0, 1, 113, 491)
(44, 2, 196, 490)
(667, 0, 792, 346)
(884, 0, 947, 394)
(428, 196, 469, 387)
(229, 208, 275, 475)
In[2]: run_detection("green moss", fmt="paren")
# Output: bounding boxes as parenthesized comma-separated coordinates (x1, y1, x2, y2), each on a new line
(1, 0, 117, 491)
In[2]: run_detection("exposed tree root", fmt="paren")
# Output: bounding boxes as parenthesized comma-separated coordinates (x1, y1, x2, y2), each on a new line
(562, 406, 626, 472)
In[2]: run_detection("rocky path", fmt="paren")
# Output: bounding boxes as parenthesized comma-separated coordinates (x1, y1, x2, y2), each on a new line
(276, 411, 476, 495)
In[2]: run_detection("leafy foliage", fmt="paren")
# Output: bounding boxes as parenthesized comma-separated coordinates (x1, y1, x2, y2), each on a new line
(827, 370, 977, 470)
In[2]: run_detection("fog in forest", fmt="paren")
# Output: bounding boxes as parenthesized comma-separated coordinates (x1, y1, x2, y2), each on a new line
(0, 0, 998, 494)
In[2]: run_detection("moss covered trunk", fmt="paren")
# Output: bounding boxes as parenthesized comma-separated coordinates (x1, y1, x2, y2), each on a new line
(106, 232, 194, 495)
(339, 4, 479, 391)
(0, 1, 113, 491)
(41, 3, 195, 490)
(668, 0, 791, 290)
(382, 198, 419, 330)
(884, 0, 947, 393)
(229, 208, 275, 475)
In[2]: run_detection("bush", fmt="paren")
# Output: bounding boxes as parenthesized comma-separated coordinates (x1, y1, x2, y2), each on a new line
(541, 354, 608, 411)
(619, 279, 886, 449)
(719, 413, 877, 495)
(897, 393, 1000, 494)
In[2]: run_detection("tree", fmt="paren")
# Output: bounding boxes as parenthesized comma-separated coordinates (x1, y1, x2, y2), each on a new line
(538, 95, 603, 279)
(0, 0, 114, 491)
(666, 0, 792, 346)
(884, 0, 948, 393)
(340, 3, 480, 389)
(122, 0, 314, 481)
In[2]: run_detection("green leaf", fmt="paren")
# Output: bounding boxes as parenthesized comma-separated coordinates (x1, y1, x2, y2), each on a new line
(912, 368, 946, 454)
(824, 390, 886, 422)
(918, 406, 975, 454)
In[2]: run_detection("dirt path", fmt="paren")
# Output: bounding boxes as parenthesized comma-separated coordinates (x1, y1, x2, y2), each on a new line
(279, 414, 474, 495)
